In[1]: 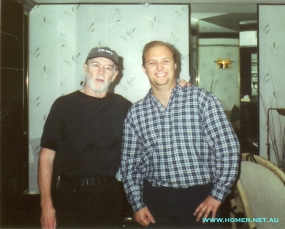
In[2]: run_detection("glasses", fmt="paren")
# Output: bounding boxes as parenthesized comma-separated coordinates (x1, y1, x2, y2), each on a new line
(87, 63, 116, 74)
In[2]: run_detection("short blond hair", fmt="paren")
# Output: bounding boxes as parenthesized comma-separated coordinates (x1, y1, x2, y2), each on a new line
(142, 41, 177, 66)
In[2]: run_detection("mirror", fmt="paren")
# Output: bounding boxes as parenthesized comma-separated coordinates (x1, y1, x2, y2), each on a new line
(191, 4, 258, 153)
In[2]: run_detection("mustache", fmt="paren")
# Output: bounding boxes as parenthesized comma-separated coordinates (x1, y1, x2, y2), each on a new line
(95, 76, 105, 80)
(85, 72, 105, 80)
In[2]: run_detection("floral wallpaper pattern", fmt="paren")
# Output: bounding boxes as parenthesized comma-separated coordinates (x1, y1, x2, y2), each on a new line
(259, 5, 285, 167)
(197, 19, 239, 112)
(28, 4, 189, 193)
(198, 44, 239, 111)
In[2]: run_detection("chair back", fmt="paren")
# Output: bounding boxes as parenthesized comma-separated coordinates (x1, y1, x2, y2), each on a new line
(236, 153, 285, 229)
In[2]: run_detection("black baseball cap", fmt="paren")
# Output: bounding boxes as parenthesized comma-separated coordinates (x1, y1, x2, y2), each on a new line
(85, 47, 119, 66)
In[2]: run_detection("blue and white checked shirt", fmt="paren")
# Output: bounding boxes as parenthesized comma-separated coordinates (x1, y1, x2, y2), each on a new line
(121, 83, 240, 213)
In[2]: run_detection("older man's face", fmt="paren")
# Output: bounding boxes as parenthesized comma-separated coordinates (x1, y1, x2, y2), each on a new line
(83, 57, 118, 96)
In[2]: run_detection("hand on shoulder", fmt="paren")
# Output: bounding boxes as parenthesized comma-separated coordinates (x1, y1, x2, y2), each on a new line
(178, 79, 192, 87)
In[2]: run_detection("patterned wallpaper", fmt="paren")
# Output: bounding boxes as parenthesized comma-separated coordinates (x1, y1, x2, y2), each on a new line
(259, 5, 285, 167)
(28, 4, 189, 193)
(197, 19, 239, 112)
(198, 43, 239, 111)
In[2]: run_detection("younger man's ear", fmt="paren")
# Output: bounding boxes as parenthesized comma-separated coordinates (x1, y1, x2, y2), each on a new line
(142, 65, 147, 74)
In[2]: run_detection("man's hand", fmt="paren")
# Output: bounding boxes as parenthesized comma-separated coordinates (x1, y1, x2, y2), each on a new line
(178, 79, 192, 87)
(40, 206, 56, 229)
(193, 196, 221, 222)
(134, 207, 155, 226)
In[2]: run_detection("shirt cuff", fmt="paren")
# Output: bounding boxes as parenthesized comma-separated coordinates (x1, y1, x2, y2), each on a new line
(210, 184, 230, 202)
(130, 198, 147, 213)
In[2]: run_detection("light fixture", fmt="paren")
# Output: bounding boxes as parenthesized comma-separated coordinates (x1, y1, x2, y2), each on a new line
(214, 58, 233, 69)
(266, 108, 285, 161)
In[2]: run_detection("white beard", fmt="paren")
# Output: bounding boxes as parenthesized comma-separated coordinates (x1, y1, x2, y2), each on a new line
(85, 73, 112, 94)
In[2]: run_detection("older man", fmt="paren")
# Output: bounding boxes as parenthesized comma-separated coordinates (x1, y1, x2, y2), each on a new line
(121, 41, 240, 228)
(38, 47, 132, 229)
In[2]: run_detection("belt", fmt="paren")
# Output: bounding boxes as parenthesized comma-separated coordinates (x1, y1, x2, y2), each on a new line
(59, 175, 116, 186)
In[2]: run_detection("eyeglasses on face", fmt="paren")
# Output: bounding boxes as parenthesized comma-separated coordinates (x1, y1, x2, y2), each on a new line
(87, 62, 116, 74)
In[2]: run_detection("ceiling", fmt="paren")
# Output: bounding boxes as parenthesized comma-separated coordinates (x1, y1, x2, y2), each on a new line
(191, 4, 257, 32)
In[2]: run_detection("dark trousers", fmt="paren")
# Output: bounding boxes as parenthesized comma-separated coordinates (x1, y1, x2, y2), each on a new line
(143, 181, 221, 229)
(54, 179, 122, 229)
